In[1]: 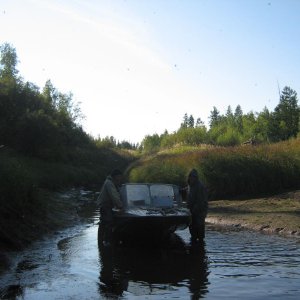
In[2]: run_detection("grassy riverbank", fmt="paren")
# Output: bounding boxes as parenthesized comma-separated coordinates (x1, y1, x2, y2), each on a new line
(0, 147, 134, 252)
(128, 138, 300, 199)
(207, 190, 300, 238)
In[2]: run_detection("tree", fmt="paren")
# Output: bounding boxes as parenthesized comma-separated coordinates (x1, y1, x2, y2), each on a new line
(242, 111, 256, 141)
(117, 140, 135, 149)
(141, 134, 161, 153)
(188, 114, 195, 128)
(234, 105, 243, 133)
(196, 117, 205, 128)
(209, 106, 221, 128)
(226, 105, 233, 118)
(234, 105, 243, 118)
(225, 105, 235, 128)
(180, 113, 189, 128)
(95, 136, 117, 148)
(42, 80, 58, 108)
(274, 86, 299, 140)
(0, 43, 19, 79)
(42, 80, 83, 125)
(255, 107, 271, 142)
(160, 132, 177, 148)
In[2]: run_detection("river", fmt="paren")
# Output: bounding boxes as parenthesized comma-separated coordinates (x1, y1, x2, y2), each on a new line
(1, 190, 300, 299)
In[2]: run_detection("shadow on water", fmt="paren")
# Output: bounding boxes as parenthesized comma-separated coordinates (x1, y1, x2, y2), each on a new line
(98, 232, 209, 299)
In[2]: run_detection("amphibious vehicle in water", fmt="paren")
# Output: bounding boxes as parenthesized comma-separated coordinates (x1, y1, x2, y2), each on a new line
(108, 183, 191, 242)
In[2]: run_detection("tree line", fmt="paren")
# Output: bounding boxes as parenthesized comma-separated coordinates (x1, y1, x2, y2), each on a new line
(0, 43, 92, 160)
(94, 136, 138, 150)
(141, 87, 300, 152)
(1, 42, 299, 157)
(0, 43, 134, 245)
(0, 43, 137, 160)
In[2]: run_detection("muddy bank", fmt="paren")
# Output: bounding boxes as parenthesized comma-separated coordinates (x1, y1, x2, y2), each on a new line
(207, 190, 300, 239)
(0, 189, 97, 273)
(206, 217, 300, 238)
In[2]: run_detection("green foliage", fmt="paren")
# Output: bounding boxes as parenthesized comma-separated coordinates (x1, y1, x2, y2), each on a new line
(209, 106, 221, 128)
(0, 43, 136, 250)
(273, 87, 299, 141)
(128, 138, 300, 199)
(215, 127, 241, 146)
(129, 155, 187, 186)
(0, 43, 91, 159)
(1, 145, 134, 190)
(94, 135, 137, 150)
(176, 127, 207, 145)
(0, 43, 19, 78)
(141, 124, 207, 153)
(0, 42, 135, 181)
(141, 133, 161, 153)
(139, 88, 299, 153)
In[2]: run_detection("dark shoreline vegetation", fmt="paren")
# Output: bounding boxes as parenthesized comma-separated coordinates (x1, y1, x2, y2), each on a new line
(0, 146, 134, 250)
(0, 43, 136, 257)
(0, 42, 300, 267)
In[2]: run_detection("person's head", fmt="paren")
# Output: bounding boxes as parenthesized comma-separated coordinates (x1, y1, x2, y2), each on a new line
(188, 168, 198, 185)
(110, 169, 123, 186)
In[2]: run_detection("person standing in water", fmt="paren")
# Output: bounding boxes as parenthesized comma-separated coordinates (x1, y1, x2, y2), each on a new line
(186, 169, 208, 242)
(97, 169, 123, 246)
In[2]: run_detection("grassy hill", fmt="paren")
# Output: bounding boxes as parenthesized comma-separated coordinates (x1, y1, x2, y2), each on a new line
(127, 138, 300, 200)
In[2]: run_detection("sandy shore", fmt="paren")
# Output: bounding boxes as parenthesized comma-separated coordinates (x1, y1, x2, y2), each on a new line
(206, 190, 300, 239)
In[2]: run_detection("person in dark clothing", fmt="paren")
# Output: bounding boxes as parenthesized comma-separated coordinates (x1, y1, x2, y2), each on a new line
(97, 169, 123, 246)
(187, 169, 208, 242)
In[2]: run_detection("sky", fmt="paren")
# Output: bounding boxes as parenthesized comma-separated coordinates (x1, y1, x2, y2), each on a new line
(0, 0, 300, 144)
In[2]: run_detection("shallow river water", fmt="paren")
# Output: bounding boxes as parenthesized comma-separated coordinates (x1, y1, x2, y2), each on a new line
(1, 191, 300, 300)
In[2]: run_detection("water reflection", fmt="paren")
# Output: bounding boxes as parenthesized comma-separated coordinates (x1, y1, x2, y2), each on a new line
(98, 234, 209, 299)
(0, 284, 24, 300)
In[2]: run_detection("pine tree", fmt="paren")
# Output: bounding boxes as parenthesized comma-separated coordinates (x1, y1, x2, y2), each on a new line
(274, 86, 299, 140)
(209, 106, 220, 128)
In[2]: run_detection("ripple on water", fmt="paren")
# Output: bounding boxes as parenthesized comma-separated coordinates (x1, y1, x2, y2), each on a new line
(1, 193, 300, 300)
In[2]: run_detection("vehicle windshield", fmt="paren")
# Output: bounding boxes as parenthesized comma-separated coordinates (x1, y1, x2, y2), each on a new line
(123, 184, 174, 208)
(150, 184, 174, 198)
(126, 184, 151, 206)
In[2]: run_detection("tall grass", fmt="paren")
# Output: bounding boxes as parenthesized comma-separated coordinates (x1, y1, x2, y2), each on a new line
(127, 138, 300, 199)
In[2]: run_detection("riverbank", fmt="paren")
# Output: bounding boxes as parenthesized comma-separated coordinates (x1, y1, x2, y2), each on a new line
(207, 190, 300, 239)
(0, 146, 134, 272)
(0, 189, 97, 273)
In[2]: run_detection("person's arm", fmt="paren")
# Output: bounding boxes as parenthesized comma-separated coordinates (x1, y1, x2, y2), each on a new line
(106, 181, 123, 209)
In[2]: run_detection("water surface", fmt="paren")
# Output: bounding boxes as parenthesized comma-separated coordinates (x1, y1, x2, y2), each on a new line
(1, 192, 300, 299)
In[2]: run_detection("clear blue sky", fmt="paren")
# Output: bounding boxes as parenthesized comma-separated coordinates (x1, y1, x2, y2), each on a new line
(1, 0, 299, 144)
